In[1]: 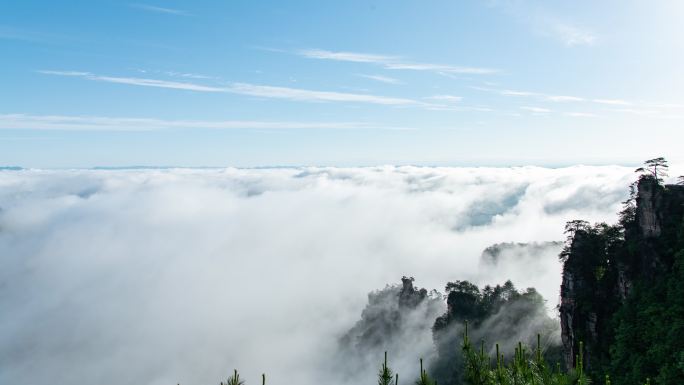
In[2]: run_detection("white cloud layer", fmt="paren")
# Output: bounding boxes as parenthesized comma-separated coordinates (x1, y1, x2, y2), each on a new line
(0, 166, 638, 385)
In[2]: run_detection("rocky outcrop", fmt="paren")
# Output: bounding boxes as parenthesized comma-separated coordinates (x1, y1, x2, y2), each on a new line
(637, 178, 684, 274)
(339, 276, 443, 360)
(559, 176, 684, 372)
(634, 176, 684, 239)
(636, 177, 662, 237)
(398, 276, 429, 308)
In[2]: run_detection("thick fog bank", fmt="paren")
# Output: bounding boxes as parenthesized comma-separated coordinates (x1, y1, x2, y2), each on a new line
(0, 166, 637, 385)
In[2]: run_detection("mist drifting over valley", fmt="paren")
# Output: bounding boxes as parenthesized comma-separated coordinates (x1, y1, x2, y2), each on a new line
(0, 166, 641, 384)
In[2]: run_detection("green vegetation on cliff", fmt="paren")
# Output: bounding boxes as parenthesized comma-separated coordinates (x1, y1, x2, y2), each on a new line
(561, 158, 684, 384)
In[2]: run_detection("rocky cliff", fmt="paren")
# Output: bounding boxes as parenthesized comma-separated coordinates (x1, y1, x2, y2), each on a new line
(336, 277, 444, 380)
(559, 175, 684, 379)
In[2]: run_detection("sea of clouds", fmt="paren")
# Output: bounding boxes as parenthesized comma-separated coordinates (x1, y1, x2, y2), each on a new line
(0, 165, 651, 384)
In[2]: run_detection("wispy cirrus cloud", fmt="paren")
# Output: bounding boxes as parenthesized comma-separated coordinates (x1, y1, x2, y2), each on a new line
(520, 106, 551, 113)
(134, 68, 216, 80)
(499, 89, 585, 102)
(357, 74, 402, 84)
(424, 105, 493, 113)
(0, 114, 409, 131)
(40, 69, 506, 112)
(501, 89, 539, 97)
(425, 95, 463, 103)
(298, 49, 499, 75)
(564, 112, 597, 118)
(38, 70, 423, 106)
(592, 99, 632, 106)
(129, 3, 190, 16)
(473, 86, 572, 102)
(473, 85, 639, 107)
(546, 95, 585, 102)
(301, 50, 397, 63)
(229, 83, 418, 105)
(474, 84, 682, 118)
(38, 70, 225, 92)
(611, 108, 659, 116)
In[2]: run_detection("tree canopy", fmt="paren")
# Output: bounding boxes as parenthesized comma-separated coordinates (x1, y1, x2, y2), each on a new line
(635, 157, 669, 182)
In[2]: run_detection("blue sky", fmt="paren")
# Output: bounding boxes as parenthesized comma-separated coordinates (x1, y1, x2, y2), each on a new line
(1, 0, 683, 167)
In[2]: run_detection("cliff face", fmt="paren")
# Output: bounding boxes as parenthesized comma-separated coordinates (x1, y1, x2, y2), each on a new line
(559, 176, 684, 375)
(637, 177, 663, 238)
(559, 269, 578, 368)
(636, 178, 684, 273)
(559, 230, 608, 371)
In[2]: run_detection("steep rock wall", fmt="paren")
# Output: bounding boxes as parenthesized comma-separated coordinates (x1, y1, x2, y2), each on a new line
(559, 176, 684, 373)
